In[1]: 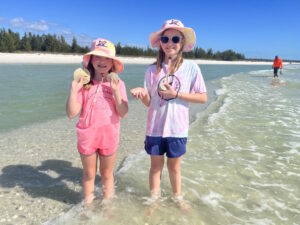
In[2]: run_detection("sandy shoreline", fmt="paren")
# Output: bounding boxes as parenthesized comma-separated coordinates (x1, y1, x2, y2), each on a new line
(0, 101, 148, 224)
(0, 52, 287, 65)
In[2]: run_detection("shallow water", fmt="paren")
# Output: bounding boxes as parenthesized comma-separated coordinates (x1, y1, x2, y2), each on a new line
(1, 63, 299, 224)
(43, 65, 300, 224)
(0, 63, 269, 133)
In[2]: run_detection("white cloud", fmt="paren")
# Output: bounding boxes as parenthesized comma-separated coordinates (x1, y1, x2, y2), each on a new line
(10, 17, 48, 32)
(125, 43, 148, 49)
(62, 29, 72, 35)
(10, 17, 25, 27)
(6, 17, 92, 47)
(59, 29, 92, 47)
(26, 20, 48, 31)
(76, 34, 93, 47)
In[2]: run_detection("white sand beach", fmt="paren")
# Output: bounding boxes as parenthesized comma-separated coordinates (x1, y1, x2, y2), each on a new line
(0, 52, 283, 65)
(0, 101, 148, 224)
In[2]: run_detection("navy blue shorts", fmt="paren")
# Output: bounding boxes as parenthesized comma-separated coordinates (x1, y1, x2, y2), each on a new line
(144, 136, 187, 158)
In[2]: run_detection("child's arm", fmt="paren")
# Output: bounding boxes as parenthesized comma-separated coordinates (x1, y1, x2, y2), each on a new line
(160, 83, 207, 104)
(113, 90, 128, 117)
(111, 79, 128, 117)
(66, 79, 83, 119)
(177, 92, 207, 103)
(130, 87, 150, 107)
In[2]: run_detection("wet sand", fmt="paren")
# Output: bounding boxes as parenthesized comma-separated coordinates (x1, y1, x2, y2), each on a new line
(0, 101, 147, 224)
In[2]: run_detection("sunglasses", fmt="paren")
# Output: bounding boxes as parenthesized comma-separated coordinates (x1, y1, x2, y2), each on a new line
(160, 36, 181, 44)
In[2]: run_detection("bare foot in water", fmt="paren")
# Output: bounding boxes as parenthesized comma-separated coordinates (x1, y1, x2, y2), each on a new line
(145, 201, 159, 217)
(79, 200, 95, 221)
(172, 196, 192, 212)
(101, 198, 115, 218)
(144, 191, 161, 216)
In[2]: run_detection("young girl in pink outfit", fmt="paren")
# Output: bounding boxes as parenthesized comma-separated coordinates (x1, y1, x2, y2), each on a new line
(131, 19, 207, 206)
(66, 38, 128, 203)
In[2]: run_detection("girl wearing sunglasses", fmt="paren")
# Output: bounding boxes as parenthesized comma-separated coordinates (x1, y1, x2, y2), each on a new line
(130, 19, 207, 210)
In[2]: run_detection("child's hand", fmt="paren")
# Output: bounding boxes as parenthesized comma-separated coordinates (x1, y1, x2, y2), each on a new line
(110, 77, 120, 93)
(71, 77, 83, 92)
(159, 83, 177, 99)
(130, 87, 147, 100)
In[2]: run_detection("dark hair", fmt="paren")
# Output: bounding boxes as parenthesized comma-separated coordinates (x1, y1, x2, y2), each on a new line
(83, 55, 116, 90)
(83, 60, 95, 90)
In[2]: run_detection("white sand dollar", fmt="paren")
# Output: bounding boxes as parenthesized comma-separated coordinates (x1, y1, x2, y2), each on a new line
(73, 68, 90, 84)
(108, 72, 119, 82)
(159, 80, 167, 91)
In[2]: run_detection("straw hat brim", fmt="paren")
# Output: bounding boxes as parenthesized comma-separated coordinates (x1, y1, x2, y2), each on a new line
(83, 51, 124, 74)
(150, 26, 196, 52)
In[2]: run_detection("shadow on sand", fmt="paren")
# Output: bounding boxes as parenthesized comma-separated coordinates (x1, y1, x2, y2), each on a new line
(0, 159, 100, 204)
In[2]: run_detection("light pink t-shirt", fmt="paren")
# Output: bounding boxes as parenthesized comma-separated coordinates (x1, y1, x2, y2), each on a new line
(76, 80, 128, 149)
(144, 60, 206, 138)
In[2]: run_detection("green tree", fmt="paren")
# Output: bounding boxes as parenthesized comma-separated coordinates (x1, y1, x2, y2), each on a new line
(207, 48, 213, 59)
(20, 33, 31, 51)
(60, 36, 70, 52)
(71, 37, 80, 53)
(30, 34, 39, 51)
(0, 29, 8, 51)
(0, 27, 247, 60)
(115, 42, 121, 54)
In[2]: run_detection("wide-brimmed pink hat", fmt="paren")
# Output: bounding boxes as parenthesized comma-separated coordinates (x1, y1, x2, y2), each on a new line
(149, 19, 196, 52)
(83, 38, 124, 73)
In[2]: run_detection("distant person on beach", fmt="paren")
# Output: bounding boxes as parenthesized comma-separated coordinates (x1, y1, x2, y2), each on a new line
(272, 55, 283, 78)
(130, 19, 207, 209)
(66, 38, 128, 204)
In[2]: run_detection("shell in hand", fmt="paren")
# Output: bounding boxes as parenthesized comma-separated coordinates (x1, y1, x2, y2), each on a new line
(158, 77, 168, 91)
(159, 83, 167, 91)
(73, 68, 90, 84)
(108, 72, 119, 82)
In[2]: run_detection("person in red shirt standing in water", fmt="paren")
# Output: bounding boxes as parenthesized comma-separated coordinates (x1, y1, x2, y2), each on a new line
(272, 55, 283, 78)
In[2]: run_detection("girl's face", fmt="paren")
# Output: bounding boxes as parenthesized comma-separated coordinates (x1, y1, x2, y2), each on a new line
(91, 55, 113, 75)
(160, 29, 184, 58)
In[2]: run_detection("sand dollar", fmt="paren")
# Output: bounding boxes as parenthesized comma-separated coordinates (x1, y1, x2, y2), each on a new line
(73, 68, 90, 84)
(108, 72, 119, 82)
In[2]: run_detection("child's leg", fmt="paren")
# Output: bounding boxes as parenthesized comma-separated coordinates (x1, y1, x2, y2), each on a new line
(149, 155, 164, 198)
(167, 157, 182, 196)
(99, 152, 117, 199)
(80, 153, 98, 203)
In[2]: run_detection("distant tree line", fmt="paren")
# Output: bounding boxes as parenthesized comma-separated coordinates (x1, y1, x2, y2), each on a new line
(0, 28, 88, 53)
(0, 28, 245, 61)
(115, 43, 245, 61)
(184, 47, 245, 60)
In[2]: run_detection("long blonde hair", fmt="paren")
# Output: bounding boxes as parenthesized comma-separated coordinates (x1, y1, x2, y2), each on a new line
(154, 30, 185, 75)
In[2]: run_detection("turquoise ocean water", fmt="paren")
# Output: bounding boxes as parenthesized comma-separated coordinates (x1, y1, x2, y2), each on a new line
(0, 63, 272, 132)
(0, 63, 299, 224)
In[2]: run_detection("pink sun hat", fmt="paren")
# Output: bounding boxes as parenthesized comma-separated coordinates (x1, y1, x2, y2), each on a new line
(83, 38, 124, 73)
(149, 19, 196, 52)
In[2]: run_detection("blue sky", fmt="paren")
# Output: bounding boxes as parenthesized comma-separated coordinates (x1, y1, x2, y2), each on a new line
(0, 0, 299, 60)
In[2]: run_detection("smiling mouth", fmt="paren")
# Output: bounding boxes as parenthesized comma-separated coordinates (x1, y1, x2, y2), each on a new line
(97, 65, 107, 68)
